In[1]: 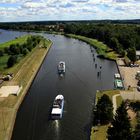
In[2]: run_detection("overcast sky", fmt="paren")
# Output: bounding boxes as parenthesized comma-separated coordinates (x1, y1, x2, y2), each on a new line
(0, 0, 140, 22)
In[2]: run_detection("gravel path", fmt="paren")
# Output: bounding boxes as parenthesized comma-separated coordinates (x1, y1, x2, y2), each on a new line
(112, 94, 120, 115)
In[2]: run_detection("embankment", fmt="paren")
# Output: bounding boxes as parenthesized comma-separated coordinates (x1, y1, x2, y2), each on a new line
(65, 34, 118, 60)
(4, 40, 52, 140)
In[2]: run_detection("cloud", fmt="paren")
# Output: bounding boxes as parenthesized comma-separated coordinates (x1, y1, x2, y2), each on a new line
(0, 0, 140, 22)
(71, 0, 89, 2)
(22, 1, 46, 8)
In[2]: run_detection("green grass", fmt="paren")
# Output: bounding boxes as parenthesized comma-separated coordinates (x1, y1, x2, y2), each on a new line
(0, 35, 31, 72)
(0, 35, 50, 74)
(0, 55, 9, 71)
(116, 95, 123, 107)
(96, 90, 120, 104)
(0, 35, 30, 50)
(65, 34, 118, 60)
(91, 125, 109, 140)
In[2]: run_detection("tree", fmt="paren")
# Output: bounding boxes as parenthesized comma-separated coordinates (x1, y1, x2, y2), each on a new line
(93, 94, 113, 125)
(134, 118, 140, 140)
(4, 47, 10, 54)
(7, 55, 17, 67)
(0, 50, 4, 56)
(22, 48, 29, 56)
(107, 102, 133, 140)
(127, 47, 136, 63)
(9, 44, 20, 55)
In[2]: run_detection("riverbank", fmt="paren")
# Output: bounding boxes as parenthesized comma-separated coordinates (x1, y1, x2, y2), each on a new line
(65, 34, 118, 60)
(0, 35, 30, 72)
(0, 38, 52, 140)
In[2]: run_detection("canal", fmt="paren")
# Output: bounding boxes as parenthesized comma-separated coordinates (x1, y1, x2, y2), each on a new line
(0, 30, 118, 140)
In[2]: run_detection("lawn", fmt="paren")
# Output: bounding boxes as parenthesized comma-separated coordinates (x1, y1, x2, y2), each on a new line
(116, 95, 123, 107)
(96, 90, 120, 104)
(91, 125, 109, 140)
(0, 35, 30, 50)
(0, 55, 9, 71)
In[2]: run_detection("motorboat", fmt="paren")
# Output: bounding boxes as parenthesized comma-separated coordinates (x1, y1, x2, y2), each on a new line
(58, 61, 65, 74)
(51, 94, 64, 119)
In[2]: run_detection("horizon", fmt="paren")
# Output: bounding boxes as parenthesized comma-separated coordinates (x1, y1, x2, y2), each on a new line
(1, 19, 140, 23)
(0, 0, 140, 22)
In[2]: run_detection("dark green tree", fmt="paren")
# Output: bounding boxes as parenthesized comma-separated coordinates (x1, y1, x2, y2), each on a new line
(93, 94, 113, 125)
(107, 102, 133, 140)
(9, 44, 20, 55)
(0, 50, 4, 56)
(127, 47, 136, 62)
(7, 55, 17, 67)
(22, 48, 29, 56)
(134, 112, 140, 140)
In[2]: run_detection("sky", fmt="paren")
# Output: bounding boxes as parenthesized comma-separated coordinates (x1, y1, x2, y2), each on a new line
(0, 0, 140, 22)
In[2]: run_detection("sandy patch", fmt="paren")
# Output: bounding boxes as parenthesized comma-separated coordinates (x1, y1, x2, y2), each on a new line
(127, 109, 136, 120)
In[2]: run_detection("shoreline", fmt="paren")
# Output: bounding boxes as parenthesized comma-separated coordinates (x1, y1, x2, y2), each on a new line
(64, 34, 118, 60)
(4, 41, 52, 140)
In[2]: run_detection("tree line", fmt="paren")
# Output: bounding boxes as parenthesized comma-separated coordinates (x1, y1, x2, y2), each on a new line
(64, 23, 140, 62)
(93, 94, 140, 140)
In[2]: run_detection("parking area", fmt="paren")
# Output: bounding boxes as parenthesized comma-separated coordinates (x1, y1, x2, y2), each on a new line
(119, 66, 140, 89)
(117, 58, 140, 100)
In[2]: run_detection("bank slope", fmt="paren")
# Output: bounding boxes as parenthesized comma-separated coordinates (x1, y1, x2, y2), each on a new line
(0, 36, 52, 140)
(65, 34, 118, 60)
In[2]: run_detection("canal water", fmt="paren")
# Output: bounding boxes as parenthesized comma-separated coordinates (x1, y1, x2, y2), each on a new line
(0, 30, 118, 140)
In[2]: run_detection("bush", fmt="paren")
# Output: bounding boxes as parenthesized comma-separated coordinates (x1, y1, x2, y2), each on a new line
(0, 50, 4, 56)
(9, 44, 20, 55)
(7, 55, 17, 67)
(23, 48, 29, 55)
(4, 47, 10, 54)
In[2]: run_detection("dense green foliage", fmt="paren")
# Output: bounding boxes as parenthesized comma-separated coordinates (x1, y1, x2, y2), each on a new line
(107, 102, 133, 140)
(93, 94, 113, 125)
(7, 55, 17, 67)
(6, 35, 47, 67)
(0, 50, 4, 56)
(127, 47, 136, 62)
(0, 35, 48, 69)
(134, 112, 140, 140)
(130, 101, 140, 111)
(64, 24, 140, 60)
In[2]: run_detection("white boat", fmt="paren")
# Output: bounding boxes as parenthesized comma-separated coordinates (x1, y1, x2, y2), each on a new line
(114, 73, 121, 79)
(58, 61, 65, 74)
(51, 95, 64, 119)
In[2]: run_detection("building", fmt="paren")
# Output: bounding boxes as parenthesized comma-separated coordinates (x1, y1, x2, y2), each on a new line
(136, 51, 140, 60)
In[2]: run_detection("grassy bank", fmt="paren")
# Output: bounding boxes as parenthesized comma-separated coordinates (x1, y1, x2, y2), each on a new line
(0, 37, 52, 140)
(0, 35, 29, 49)
(0, 35, 30, 72)
(65, 34, 118, 60)
(90, 90, 122, 140)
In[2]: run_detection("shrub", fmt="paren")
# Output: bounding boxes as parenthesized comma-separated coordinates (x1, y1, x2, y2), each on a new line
(7, 55, 17, 67)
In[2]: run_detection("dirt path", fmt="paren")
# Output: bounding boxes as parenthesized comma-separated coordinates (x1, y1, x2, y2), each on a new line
(112, 94, 120, 115)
